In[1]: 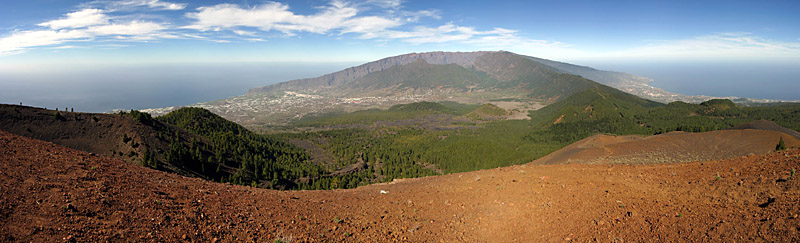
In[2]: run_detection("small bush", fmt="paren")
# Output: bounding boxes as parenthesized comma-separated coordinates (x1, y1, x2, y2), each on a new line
(53, 112, 65, 121)
(776, 137, 786, 151)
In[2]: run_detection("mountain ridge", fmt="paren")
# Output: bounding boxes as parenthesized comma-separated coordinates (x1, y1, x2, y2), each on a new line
(246, 51, 497, 95)
(140, 51, 795, 128)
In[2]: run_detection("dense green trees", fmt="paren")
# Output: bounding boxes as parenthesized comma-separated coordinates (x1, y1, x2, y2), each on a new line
(288, 97, 800, 184)
(130, 95, 800, 191)
(156, 107, 323, 189)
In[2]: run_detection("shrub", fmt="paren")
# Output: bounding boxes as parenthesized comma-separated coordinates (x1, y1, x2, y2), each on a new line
(53, 112, 65, 121)
(776, 137, 787, 151)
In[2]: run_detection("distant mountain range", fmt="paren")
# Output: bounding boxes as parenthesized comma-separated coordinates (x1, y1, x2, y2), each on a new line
(140, 51, 791, 127)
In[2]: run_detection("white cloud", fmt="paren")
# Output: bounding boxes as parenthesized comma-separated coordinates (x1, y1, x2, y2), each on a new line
(0, 7, 174, 55)
(3, 0, 554, 56)
(401, 10, 440, 22)
(49, 45, 82, 50)
(38, 9, 109, 29)
(340, 16, 402, 36)
(126, 0, 186, 10)
(9, 0, 799, 63)
(232, 30, 255, 36)
(0, 29, 91, 54)
(84, 0, 187, 11)
(183, 3, 293, 31)
(183, 1, 394, 35)
(181, 1, 526, 47)
(366, 0, 403, 9)
(88, 21, 166, 36)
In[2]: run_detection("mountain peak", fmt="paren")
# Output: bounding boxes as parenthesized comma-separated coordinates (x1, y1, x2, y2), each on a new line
(246, 51, 502, 94)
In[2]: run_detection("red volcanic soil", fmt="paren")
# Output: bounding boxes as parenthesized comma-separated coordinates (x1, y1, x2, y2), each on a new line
(533, 124, 800, 165)
(2, 129, 800, 242)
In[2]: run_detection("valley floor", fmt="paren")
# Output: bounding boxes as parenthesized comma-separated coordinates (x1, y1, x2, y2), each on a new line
(1, 129, 799, 242)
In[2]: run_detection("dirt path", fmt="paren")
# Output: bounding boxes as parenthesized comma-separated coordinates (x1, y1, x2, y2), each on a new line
(1, 130, 799, 242)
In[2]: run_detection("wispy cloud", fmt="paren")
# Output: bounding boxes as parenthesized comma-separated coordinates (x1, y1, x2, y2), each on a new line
(0, 29, 91, 54)
(38, 9, 109, 29)
(0, 7, 172, 54)
(576, 33, 800, 61)
(82, 0, 187, 11)
(1, 0, 542, 55)
(3, 0, 800, 62)
(183, 1, 402, 36)
(182, 1, 540, 47)
(401, 10, 440, 22)
(365, 0, 403, 9)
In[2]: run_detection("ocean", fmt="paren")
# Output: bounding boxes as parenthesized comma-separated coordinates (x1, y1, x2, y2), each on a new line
(0, 62, 356, 112)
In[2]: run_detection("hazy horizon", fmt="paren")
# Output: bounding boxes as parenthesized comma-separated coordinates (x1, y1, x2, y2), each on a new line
(0, 62, 356, 112)
(578, 60, 800, 101)
(2, 58, 798, 113)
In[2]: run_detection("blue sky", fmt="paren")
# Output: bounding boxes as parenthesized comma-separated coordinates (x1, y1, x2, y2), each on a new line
(1, 0, 800, 111)
(1, 0, 799, 65)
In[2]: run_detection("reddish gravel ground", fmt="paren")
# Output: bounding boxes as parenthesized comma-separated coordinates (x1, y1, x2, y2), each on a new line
(1, 129, 800, 242)
(534, 128, 800, 165)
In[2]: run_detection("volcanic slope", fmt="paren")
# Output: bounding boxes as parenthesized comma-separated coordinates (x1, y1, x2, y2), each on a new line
(0, 104, 207, 177)
(141, 51, 636, 126)
(251, 51, 599, 101)
(3, 130, 800, 242)
(0, 105, 323, 189)
(533, 120, 800, 165)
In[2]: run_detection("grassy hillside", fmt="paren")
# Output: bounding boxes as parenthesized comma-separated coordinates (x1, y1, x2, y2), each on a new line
(526, 87, 800, 145)
(466, 103, 509, 120)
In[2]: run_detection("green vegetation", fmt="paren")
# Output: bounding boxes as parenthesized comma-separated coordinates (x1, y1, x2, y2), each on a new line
(157, 107, 324, 189)
(466, 103, 508, 120)
(474, 52, 598, 101)
(347, 59, 496, 92)
(282, 128, 439, 188)
(280, 93, 800, 187)
(104, 52, 800, 191)
(118, 88, 800, 192)
(293, 101, 479, 126)
(526, 87, 800, 145)
(777, 137, 787, 151)
(53, 112, 65, 121)
(128, 110, 153, 125)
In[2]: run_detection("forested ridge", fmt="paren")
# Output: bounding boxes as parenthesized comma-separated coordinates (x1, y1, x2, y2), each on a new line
(278, 91, 800, 185)
(115, 87, 800, 191)
(31, 91, 798, 191)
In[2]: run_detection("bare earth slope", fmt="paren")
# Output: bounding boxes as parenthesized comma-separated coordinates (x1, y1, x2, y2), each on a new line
(2, 130, 800, 242)
(534, 123, 800, 165)
(0, 104, 215, 178)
